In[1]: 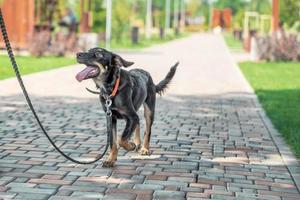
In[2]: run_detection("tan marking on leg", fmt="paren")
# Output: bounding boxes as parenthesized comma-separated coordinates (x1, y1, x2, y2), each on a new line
(103, 121, 118, 167)
(140, 104, 152, 156)
(103, 143, 118, 168)
(118, 138, 136, 151)
(134, 124, 141, 151)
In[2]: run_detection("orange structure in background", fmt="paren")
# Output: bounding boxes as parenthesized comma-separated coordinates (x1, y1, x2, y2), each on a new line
(0, 0, 93, 50)
(222, 9, 232, 30)
(0, 0, 35, 49)
(80, 0, 93, 33)
(211, 8, 232, 30)
(271, 0, 279, 33)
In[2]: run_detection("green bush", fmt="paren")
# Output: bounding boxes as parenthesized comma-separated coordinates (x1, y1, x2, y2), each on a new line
(292, 21, 300, 32)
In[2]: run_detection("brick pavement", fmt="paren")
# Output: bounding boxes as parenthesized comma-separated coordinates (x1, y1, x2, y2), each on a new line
(0, 34, 299, 199)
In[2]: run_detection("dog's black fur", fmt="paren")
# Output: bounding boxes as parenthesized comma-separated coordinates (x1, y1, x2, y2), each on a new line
(76, 47, 178, 167)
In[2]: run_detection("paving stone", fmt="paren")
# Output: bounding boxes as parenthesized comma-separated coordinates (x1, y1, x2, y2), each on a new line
(71, 191, 104, 198)
(144, 180, 188, 187)
(48, 196, 85, 200)
(133, 184, 164, 190)
(54, 190, 73, 196)
(0, 192, 17, 199)
(29, 178, 72, 185)
(153, 190, 185, 199)
(186, 192, 210, 199)
(136, 194, 153, 200)
(9, 187, 56, 195)
(7, 182, 36, 188)
(59, 185, 107, 193)
(103, 193, 136, 200)
(14, 193, 50, 200)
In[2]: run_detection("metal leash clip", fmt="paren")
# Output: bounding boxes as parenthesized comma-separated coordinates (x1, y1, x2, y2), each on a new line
(105, 98, 112, 116)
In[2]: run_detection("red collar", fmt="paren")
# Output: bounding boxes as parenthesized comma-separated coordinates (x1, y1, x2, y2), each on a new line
(109, 76, 120, 97)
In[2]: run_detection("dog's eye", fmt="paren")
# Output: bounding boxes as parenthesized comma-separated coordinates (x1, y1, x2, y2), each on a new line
(95, 52, 103, 58)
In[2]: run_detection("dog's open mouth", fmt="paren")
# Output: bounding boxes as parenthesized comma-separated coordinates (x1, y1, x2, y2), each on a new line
(76, 66, 100, 82)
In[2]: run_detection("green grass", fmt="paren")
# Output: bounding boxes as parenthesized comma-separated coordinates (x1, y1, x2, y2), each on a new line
(223, 33, 243, 52)
(110, 32, 189, 50)
(0, 55, 76, 80)
(240, 61, 300, 158)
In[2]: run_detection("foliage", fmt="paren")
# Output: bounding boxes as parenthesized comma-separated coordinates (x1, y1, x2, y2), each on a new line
(280, 0, 300, 28)
(112, 0, 132, 42)
(240, 61, 300, 159)
(214, 0, 246, 15)
(186, 0, 202, 17)
(215, 0, 299, 29)
(130, 0, 146, 28)
(153, 0, 165, 27)
(292, 21, 300, 32)
(215, 0, 271, 15)
(200, 0, 210, 26)
(92, 0, 106, 32)
(233, 7, 245, 30)
(248, 0, 271, 15)
(0, 56, 76, 80)
(215, 0, 272, 30)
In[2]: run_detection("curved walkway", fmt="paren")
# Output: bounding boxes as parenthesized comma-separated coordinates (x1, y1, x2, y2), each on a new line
(0, 33, 299, 200)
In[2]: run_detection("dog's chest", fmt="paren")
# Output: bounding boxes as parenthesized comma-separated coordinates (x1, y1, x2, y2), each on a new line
(92, 77, 105, 88)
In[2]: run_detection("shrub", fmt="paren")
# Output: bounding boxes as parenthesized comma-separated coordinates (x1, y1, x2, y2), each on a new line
(256, 34, 300, 61)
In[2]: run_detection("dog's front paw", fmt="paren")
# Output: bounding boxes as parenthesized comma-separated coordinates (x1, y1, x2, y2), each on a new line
(102, 160, 115, 168)
(139, 147, 150, 156)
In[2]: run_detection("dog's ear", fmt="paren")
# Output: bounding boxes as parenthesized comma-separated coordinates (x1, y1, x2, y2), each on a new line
(113, 54, 134, 68)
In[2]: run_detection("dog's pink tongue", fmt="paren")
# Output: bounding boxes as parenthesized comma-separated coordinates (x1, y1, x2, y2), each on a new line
(76, 66, 94, 82)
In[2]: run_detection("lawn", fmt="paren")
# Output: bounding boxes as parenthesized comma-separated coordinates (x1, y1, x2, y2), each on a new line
(0, 55, 76, 80)
(240, 62, 300, 158)
(223, 32, 243, 52)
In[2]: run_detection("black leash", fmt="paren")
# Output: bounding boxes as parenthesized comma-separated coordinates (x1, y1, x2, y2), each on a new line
(0, 9, 111, 164)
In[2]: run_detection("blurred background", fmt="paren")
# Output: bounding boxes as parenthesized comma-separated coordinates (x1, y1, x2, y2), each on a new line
(0, 0, 298, 57)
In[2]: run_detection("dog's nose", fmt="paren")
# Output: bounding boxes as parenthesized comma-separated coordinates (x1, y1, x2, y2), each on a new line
(76, 53, 83, 58)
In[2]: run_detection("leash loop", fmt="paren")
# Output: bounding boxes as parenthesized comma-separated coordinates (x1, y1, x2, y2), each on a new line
(105, 99, 112, 116)
(0, 9, 111, 165)
(105, 99, 112, 107)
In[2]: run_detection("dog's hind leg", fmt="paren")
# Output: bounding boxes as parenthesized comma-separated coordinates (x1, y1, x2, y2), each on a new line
(103, 116, 118, 167)
(140, 95, 155, 156)
(119, 107, 139, 151)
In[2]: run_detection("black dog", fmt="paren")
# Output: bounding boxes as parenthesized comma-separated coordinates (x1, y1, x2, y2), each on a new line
(76, 47, 178, 167)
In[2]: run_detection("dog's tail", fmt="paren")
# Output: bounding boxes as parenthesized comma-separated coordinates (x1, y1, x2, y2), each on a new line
(156, 62, 179, 95)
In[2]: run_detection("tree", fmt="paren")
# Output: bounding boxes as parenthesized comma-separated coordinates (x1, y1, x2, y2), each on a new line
(280, 0, 300, 27)
(214, 0, 245, 15)
(186, 0, 202, 17)
(248, 0, 271, 14)
(92, 0, 106, 33)
(112, 0, 132, 42)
